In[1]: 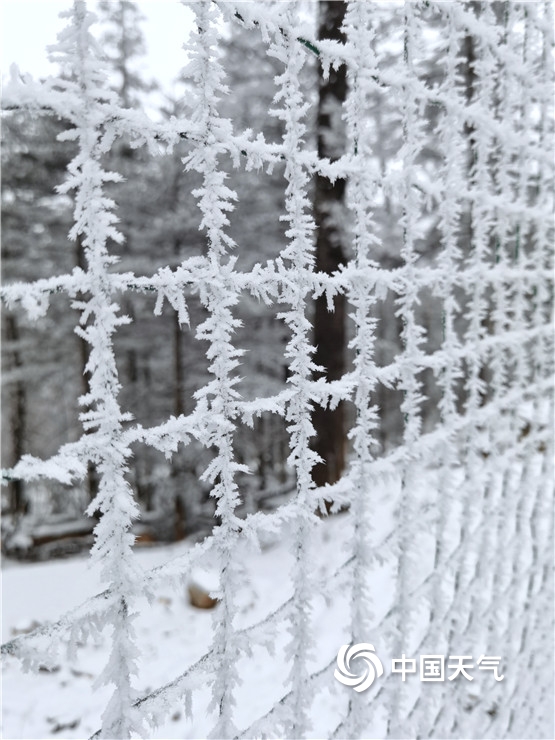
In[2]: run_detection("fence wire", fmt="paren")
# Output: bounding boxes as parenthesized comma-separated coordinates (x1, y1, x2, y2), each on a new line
(1, 1, 553, 738)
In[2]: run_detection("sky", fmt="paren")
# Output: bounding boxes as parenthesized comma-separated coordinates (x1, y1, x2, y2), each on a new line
(1, 0, 194, 98)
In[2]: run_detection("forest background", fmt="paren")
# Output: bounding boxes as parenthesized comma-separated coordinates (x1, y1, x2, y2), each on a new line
(1, 0, 504, 556)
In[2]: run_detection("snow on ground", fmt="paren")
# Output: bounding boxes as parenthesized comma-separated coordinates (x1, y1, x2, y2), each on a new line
(2, 465, 475, 739)
(2, 512, 365, 739)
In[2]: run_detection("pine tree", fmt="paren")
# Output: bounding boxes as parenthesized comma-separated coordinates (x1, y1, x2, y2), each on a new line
(1, 110, 79, 536)
(96, 0, 154, 108)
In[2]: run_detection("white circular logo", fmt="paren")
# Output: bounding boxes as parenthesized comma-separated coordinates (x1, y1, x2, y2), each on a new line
(334, 643, 384, 692)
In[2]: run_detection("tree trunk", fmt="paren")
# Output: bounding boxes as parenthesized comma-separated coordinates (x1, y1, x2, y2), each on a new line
(4, 314, 27, 516)
(312, 1, 348, 490)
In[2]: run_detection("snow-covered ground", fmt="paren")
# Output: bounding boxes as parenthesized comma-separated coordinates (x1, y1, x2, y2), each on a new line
(2, 514, 365, 739)
(3, 455, 549, 740)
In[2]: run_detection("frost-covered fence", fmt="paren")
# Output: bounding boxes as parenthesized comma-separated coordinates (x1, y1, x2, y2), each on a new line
(1, 1, 554, 738)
